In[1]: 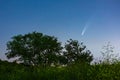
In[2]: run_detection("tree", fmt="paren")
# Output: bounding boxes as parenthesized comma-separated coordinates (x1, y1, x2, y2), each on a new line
(5, 32, 62, 66)
(64, 39, 93, 64)
(101, 42, 119, 64)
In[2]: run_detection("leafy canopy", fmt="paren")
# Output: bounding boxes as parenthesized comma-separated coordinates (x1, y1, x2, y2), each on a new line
(5, 32, 62, 66)
(5, 32, 93, 66)
(64, 39, 93, 64)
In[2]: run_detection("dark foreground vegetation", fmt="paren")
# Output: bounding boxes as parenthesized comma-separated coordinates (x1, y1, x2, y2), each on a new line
(1, 60, 120, 80)
(1, 32, 120, 80)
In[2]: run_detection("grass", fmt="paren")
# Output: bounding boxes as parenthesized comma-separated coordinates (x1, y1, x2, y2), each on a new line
(1, 60, 120, 80)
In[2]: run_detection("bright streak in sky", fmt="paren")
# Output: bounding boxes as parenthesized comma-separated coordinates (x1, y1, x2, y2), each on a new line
(81, 13, 94, 36)
(81, 17, 92, 36)
(81, 25, 88, 36)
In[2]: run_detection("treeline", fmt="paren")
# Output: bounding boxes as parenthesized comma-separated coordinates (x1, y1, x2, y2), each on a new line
(1, 31, 120, 80)
(5, 32, 93, 66)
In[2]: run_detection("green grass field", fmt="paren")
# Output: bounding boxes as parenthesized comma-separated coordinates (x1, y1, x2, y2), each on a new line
(1, 60, 120, 80)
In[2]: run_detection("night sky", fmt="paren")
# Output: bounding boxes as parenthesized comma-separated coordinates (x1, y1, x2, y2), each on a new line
(0, 0, 120, 60)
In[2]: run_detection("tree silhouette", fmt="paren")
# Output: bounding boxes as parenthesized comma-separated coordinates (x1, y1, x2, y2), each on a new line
(5, 32, 62, 66)
(64, 39, 93, 64)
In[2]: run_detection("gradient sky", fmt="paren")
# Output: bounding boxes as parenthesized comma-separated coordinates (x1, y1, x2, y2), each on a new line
(0, 0, 120, 60)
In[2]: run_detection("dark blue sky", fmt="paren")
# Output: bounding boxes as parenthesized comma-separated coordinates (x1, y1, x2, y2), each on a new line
(0, 0, 120, 60)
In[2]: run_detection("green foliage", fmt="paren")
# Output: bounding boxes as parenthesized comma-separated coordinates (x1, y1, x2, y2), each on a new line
(64, 39, 93, 65)
(5, 32, 62, 66)
(3, 32, 120, 80)
(1, 60, 120, 80)
(5, 32, 93, 66)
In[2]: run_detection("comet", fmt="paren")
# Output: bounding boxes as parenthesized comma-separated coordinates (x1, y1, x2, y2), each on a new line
(81, 24, 88, 36)
(81, 14, 94, 36)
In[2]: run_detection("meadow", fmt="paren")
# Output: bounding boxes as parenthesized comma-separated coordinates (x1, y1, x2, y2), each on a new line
(1, 60, 120, 80)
